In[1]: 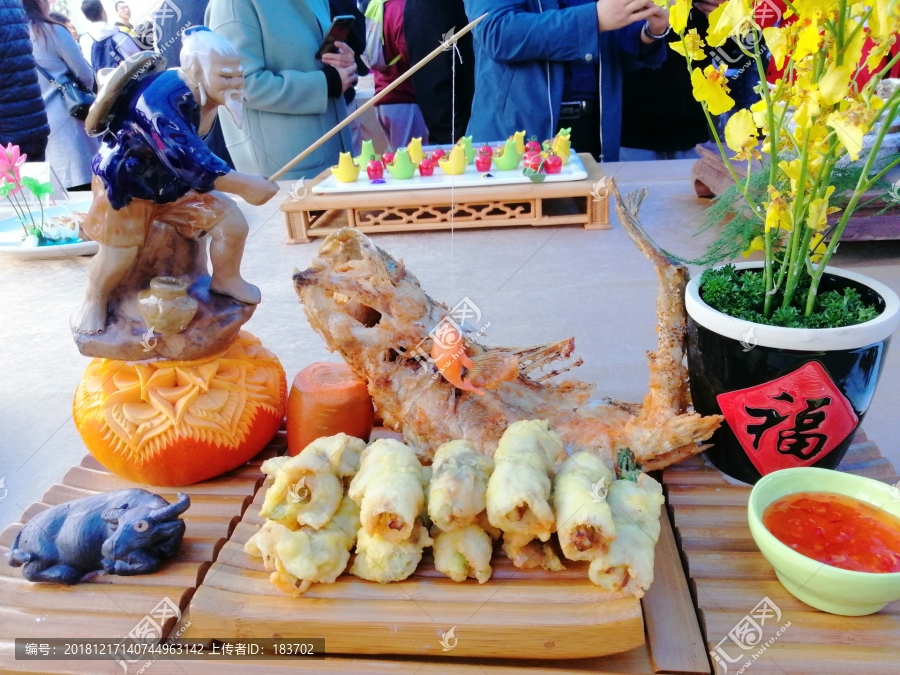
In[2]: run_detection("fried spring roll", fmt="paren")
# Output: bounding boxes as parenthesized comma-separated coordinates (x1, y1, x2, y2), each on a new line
(432, 524, 493, 583)
(348, 439, 424, 542)
(501, 532, 565, 571)
(553, 452, 616, 561)
(476, 510, 502, 540)
(486, 420, 562, 544)
(350, 519, 433, 583)
(259, 453, 343, 529)
(301, 433, 367, 477)
(245, 496, 361, 596)
(588, 473, 664, 598)
(428, 440, 494, 532)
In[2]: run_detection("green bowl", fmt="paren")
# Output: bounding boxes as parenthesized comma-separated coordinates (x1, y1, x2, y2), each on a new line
(748, 467, 900, 616)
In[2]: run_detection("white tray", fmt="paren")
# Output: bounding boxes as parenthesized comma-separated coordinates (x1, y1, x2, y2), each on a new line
(312, 154, 588, 194)
(0, 202, 97, 259)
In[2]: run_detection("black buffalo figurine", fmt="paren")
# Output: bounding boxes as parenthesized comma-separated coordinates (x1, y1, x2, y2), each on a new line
(7, 488, 190, 584)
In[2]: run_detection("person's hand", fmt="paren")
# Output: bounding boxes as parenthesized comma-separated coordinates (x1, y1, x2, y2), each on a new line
(642, 4, 671, 42)
(596, 0, 659, 31)
(215, 172, 278, 204)
(242, 175, 279, 205)
(335, 62, 359, 94)
(321, 41, 355, 69)
(694, 0, 726, 16)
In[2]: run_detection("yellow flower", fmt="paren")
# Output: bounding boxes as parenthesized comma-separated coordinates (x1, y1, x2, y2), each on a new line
(806, 186, 835, 231)
(765, 193, 793, 232)
(669, 0, 691, 33)
(762, 27, 789, 70)
(819, 64, 853, 107)
(742, 235, 765, 258)
(848, 2, 868, 19)
(691, 65, 735, 115)
(870, 0, 897, 40)
(866, 35, 897, 73)
(843, 19, 867, 68)
(826, 107, 868, 161)
(750, 98, 786, 134)
(804, 125, 832, 166)
(750, 99, 768, 128)
(792, 0, 834, 13)
(778, 158, 805, 193)
(809, 233, 827, 263)
(794, 17, 822, 62)
(794, 95, 821, 130)
(706, 0, 753, 48)
(670, 29, 706, 60)
(724, 109, 759, 158)
(791, 67, 821, 129)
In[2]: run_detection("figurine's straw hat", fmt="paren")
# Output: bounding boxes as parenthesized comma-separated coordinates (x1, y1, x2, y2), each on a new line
(85, 51, 168, 136)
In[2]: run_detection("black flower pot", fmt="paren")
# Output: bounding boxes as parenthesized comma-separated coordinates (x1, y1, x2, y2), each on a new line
(686, 263, 900, 484)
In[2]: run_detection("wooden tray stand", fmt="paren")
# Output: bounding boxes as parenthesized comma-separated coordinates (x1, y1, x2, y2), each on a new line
(282, 154, 610, 244)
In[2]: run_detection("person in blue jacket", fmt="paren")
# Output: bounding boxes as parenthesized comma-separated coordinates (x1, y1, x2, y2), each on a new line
(464, 0, 670, 162)
(0, 0, 50, 161)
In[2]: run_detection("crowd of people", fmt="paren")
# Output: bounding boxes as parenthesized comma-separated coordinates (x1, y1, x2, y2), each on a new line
(2, 0, 898, 186)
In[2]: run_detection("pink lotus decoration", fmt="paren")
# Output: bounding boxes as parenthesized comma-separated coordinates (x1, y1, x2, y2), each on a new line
(0, 143, 26, 194)
(0, 144, 57, 243)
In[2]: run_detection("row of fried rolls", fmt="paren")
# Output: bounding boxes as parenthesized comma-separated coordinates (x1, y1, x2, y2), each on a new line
(245, 420, 664, 598)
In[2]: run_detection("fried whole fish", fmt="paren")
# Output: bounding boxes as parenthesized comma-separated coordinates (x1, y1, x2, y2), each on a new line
(293, 180, 722, 470)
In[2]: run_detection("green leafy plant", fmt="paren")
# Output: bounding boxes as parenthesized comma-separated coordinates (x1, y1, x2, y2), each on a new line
(700, 264, 879, 328)
(615, 448, 644, 482)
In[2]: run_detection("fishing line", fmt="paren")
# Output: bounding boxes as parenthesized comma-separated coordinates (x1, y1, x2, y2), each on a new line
(450, 30, 457, 299)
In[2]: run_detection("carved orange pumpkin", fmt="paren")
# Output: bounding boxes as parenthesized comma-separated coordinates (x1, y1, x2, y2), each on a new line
(74, 331, 286, 486)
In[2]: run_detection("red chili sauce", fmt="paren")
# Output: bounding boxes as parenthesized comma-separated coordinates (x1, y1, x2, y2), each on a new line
(762, 491, 900, 574)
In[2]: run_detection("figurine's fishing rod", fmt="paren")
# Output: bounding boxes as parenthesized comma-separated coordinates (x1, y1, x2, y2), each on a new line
(269, 14, 486, 181)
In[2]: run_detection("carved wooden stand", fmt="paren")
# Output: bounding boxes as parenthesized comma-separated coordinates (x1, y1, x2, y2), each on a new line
(282, 153, 610, 244)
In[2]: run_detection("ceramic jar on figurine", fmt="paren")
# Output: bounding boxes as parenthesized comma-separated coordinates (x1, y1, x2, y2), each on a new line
(137, 276, 199, 334)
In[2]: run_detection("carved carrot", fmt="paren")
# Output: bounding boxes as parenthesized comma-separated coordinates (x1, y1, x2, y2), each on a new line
(431, 319, 486, 395)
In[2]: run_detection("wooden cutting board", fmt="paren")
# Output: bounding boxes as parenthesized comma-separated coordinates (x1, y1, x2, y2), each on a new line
(183, 485, 644, 660)
(181, 428, 707, 669)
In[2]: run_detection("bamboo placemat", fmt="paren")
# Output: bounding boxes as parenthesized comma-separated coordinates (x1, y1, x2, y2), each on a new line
(0, 432, 284, 673)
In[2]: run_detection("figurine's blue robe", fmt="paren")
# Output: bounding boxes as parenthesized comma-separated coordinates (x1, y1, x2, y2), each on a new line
(93, 69, 231, 210)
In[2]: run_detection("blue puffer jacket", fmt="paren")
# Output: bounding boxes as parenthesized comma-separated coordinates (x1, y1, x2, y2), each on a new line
(463, 0, 665, 162)
(0, 0, 50, 157)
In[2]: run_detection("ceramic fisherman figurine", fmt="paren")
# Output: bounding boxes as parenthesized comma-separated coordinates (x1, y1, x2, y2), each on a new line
(71, 27, 278, 359)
